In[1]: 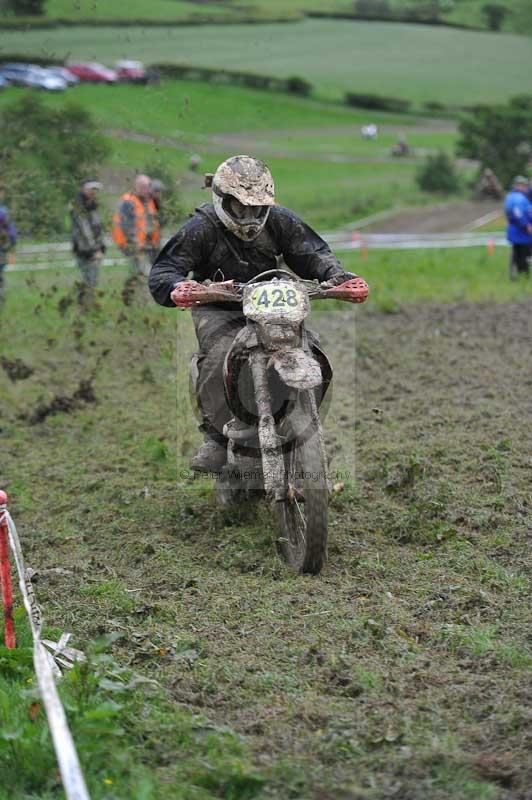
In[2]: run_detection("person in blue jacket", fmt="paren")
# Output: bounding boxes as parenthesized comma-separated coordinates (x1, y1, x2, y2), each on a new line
(504, 175, 532, 279)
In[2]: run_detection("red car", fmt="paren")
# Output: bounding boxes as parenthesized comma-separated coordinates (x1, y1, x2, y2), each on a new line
(66, 62, 118, 84)
(115, 60, 147, 84)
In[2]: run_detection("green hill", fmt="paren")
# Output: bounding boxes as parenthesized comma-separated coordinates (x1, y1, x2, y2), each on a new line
(1, 19, 530, 106)
(32, 0, 532, 34)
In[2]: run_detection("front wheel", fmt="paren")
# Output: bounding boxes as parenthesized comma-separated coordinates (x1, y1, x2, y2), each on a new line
(276, 396, 328, 574)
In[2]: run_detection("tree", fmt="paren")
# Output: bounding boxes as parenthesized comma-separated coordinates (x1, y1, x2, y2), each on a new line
(482, 3, 509, 31)
(5, 0, 45, 15)
(416, 152, 460, 194)
(0, 95, 110, 237)
(457, 100, 532, 189)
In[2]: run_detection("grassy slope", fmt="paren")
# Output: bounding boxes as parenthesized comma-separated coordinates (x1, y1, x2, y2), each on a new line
(1, 251, 531, 798)
(0, 82, 459, 230)
(45, 0, 231, 19)
(1, 19, 530, 105)
(0, 82, 419, 138)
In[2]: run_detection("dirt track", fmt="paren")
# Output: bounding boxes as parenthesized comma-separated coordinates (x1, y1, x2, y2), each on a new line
(364, 200, 501, 234)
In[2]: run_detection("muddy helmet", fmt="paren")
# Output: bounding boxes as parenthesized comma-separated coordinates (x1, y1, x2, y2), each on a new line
(212, 155, 275, 241)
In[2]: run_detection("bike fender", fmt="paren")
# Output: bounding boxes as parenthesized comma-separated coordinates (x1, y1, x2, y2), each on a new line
(270, 348, 322, 390)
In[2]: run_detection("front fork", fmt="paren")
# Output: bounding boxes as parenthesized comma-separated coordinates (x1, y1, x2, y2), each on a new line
(248, 350, 286, 501)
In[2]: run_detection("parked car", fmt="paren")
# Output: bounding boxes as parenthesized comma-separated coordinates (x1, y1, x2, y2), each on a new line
(0, 64, 67, 91)
(115, 60, 147, 83)
(66, 62, 118, 83)
(0, 63, 36, 86)
(46, 66, 80, 85)
(25, 67, 68, 91)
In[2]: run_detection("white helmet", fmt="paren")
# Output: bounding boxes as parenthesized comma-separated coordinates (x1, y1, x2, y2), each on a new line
(212, 155, 275, 241)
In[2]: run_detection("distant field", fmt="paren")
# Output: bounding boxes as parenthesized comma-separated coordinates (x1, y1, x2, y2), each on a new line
(41, 0, 532, 34)
(1, 19, 530, 105)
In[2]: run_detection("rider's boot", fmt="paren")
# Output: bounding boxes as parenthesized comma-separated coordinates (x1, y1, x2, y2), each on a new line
(190, 439, 227, 472)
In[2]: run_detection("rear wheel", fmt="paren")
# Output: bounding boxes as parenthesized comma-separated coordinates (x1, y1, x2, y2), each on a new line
(276, 395, 328, 574)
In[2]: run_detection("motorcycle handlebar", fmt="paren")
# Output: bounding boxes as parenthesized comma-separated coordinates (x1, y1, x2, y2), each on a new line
(171, 276, 369, 308)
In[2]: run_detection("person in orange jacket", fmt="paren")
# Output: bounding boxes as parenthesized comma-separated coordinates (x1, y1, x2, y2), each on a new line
(113, 174, 161, 279)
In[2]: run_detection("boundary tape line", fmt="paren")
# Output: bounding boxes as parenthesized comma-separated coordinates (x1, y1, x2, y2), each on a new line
(0, 497, 91, 800)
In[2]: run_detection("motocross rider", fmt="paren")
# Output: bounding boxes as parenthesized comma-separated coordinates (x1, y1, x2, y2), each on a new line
(149, 155, 368, 472)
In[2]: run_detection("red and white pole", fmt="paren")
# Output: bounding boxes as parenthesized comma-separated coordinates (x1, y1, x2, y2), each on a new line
(0, 490, 16, 649)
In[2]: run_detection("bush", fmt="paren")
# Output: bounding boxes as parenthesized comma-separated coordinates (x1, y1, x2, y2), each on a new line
(152, 63, 313, 97)
(285, 76, 313, 96)
(423, 100, 447, 113)
(4, 0, 45, 15)
(482, 3, 509, 31)
(416, 152, 460, 194)
(345, 92, 411, 113)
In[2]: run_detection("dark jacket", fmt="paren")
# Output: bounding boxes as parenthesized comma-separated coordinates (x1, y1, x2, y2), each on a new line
(149, 204, 348, 307)
(0, 206, 17, 260)
(70, 192, 105, 257)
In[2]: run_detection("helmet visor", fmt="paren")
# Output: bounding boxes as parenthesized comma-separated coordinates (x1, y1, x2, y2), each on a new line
(225, 196, 268, 223)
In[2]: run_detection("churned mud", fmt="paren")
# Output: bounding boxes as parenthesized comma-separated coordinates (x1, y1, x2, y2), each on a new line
(2, 291, 531, 799)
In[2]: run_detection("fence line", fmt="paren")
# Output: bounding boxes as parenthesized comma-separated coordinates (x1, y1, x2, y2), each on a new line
(7, 232, 508, 273)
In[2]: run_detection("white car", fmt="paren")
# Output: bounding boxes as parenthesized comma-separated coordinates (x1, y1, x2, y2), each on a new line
(25, 67, 68, 91)
(46, 66, 79, 85)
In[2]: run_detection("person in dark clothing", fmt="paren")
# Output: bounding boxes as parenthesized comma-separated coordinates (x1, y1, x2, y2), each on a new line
(150, 179, 164, 214)
(70, 180, 106, 291)
(0, 200, 17, 308)
(149, 155, 367, 471)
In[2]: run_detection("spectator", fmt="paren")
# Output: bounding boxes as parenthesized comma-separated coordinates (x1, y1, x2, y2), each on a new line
(0, 191, 17, 308)
(189, 154, 202, 173)
(113, 174, 161, 280)
(70, 179, 105, 295)
(150, 179, 164, 213)
(504, 175, 532, 280)
(475, 167, 503, 201)
(361, 124, 378, 140)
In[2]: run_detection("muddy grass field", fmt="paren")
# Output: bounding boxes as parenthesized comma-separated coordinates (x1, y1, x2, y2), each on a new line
(0, 270, 531, 799)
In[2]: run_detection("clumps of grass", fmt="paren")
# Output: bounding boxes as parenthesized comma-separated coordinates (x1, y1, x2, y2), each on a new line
(434, 622, 532, 667)
(81, 579, 137, 614)
(377, 454, 457, 545)
(429, 760, 500, 800)
(0, 621, 265, 800)
(142, 435, 169, 465)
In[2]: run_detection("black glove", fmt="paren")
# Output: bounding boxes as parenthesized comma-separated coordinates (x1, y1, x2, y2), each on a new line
(320, 270, 357, 289)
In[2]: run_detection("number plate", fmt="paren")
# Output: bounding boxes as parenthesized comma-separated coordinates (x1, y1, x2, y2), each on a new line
(249, 284, 305, 312)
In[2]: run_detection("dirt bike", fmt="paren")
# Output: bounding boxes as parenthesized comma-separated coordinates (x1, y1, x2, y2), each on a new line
(176, 270, 367, 575)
